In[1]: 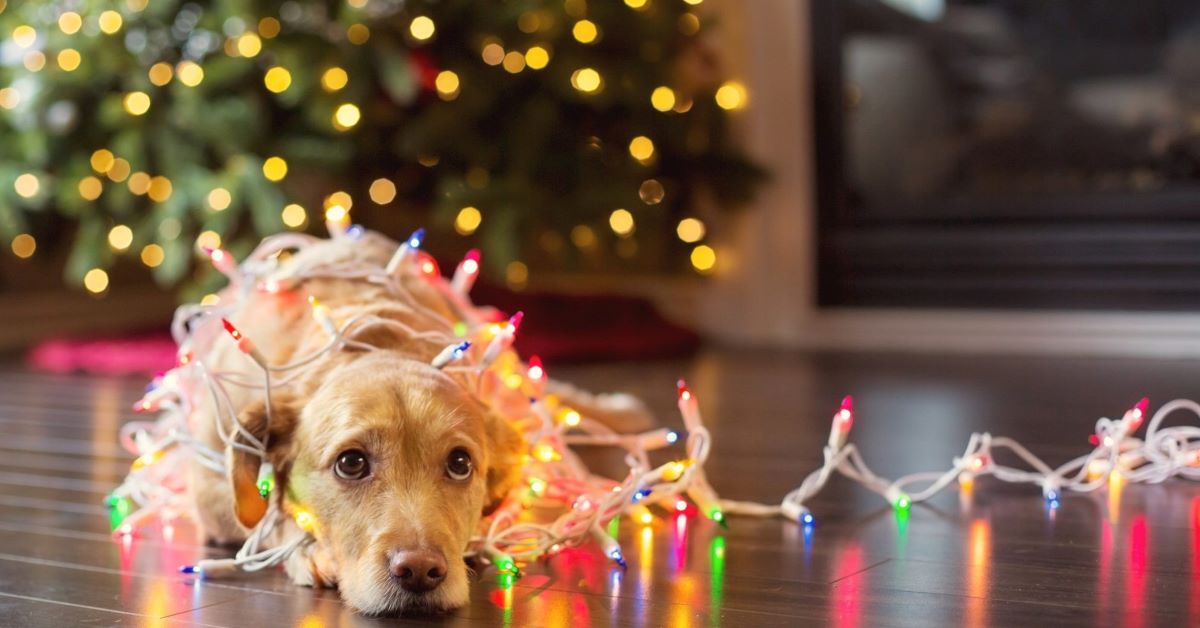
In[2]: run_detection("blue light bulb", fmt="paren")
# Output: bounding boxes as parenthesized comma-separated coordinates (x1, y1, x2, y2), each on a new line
(407, 228, 425, 249)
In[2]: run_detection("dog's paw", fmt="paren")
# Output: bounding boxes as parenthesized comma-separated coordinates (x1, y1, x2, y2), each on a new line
(285, 544, 338, 589)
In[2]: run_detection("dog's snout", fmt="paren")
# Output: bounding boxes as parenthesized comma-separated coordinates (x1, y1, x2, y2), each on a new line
(389, 549, 447, 593)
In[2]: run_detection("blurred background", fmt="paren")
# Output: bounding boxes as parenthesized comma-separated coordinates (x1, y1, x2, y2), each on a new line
(5, 0, 1200, 369)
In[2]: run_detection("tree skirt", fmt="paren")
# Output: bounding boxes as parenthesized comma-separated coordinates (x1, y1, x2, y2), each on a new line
(27, 286, 698, 375)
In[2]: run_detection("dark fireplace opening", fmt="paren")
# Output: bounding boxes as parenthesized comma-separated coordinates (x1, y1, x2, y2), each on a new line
(814, 0, 1200, 310)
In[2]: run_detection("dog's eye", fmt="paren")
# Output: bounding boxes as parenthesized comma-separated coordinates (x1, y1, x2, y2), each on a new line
(334, 450, 370, 480)
(445, 448, 473, 481)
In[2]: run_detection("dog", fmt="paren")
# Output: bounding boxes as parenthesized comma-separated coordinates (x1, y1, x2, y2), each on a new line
(188, 231, 651, 614)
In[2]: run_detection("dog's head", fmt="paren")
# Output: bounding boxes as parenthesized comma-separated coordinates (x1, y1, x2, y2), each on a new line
(228, 352, 524, 614)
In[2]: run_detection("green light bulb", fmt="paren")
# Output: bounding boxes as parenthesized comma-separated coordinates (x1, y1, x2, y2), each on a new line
(107, 495, 131, 531)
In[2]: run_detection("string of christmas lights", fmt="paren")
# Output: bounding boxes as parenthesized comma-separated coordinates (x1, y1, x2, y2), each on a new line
(110, 222, 1200, 582)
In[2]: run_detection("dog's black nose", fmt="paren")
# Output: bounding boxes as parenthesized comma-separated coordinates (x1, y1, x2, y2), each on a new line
(389, 549, 447, 593)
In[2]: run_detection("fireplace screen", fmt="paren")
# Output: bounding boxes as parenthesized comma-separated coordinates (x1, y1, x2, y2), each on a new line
(814, 0, 1200, 309)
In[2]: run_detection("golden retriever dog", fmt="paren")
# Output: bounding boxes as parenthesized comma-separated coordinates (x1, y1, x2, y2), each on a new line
(187, 231, 650, 615)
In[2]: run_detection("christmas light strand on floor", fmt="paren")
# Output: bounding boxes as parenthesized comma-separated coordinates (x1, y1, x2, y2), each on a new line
(722, 395, 1200, 527)
(109, 224, 1200, 582)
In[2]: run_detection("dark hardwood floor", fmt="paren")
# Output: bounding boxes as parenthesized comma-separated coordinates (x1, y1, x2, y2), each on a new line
(1, 348, 1198, 627)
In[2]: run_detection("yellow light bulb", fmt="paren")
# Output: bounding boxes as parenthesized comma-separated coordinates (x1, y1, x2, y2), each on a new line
(690, 245, 717, 274)
(324, 191, 353, 210)
(83, 268, 110, 294)
(347, 24, 370, 45)
(625, 0, 648, 8)
(106, 158, 130, 183)
(98, 11, 123, 35)
(454, 206, 482, 235)
(11, 234, 37, 259)
(295, 510, 317, 533)
(140, 244, 165, 268)
(324, 204, 348, 224)
(368, 178, 397, 204)
(78, 176, 103, 201)
(12, 25, 37, 49)
(608, 209, 635, 236)
(533, 443, 559, 462)
(628, 136, 654, 162)
(127, 172, 151, 195)
(333, 104, 361, 130)
(662, 461, 688, 482)
(281, 204, 307, 228)
(123, 92, 151, 116)
(14, 173, 39, 198)
(148, 62, 173, 86)
(264, 67, 292, 93)
(57, 49, 81, 72)
(502, 51, 526, 73)
(59, 12, 83, 35)
(715, 81, 748, 110)
(321, 67, 348, 92)
(107, 225, 133, 251)
(258, 17, 281, 39)
(525, 46, 550, 70)
(236, 33, 262, 57)
(435, 70, 460, 100)
(196, 230, 221, 250)
(207, 188, 232, 212)
(262, 156, 288, 182)
(409, 16, 436, 41)
(651, 86, 676, 112)
(481, 42, 505, 66)
(147, 176, 173, 202)
(176, 61, 204, 87)
(571, 68, 602, 93)
(572, 20, 598, 44)
(676, 217, 706, 243)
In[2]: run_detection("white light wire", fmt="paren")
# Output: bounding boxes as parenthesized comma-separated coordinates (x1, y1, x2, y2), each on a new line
(110, 228, 1200, 580)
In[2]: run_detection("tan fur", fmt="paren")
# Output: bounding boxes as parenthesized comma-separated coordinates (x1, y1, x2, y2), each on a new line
(187, 233, 647, 615)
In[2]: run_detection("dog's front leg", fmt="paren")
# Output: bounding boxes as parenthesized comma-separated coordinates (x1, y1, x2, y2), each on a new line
(285, 536, 339, 589)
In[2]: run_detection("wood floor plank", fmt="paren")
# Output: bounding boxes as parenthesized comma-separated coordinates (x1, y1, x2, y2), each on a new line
(0, 591, 143, 627)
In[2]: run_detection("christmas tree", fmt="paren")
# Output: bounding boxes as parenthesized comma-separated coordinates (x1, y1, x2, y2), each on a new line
(0, 0, 762, 296)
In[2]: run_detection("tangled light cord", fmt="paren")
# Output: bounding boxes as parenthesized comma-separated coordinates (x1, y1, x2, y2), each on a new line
(109, 223, 1200, 581)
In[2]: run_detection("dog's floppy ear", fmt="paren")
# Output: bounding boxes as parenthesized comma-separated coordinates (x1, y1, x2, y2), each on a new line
(227, 393, 300, 529)
(483, 410, 525, 514)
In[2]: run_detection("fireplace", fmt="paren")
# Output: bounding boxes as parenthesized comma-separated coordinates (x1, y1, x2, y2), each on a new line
(813, 0, 1200, 310)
